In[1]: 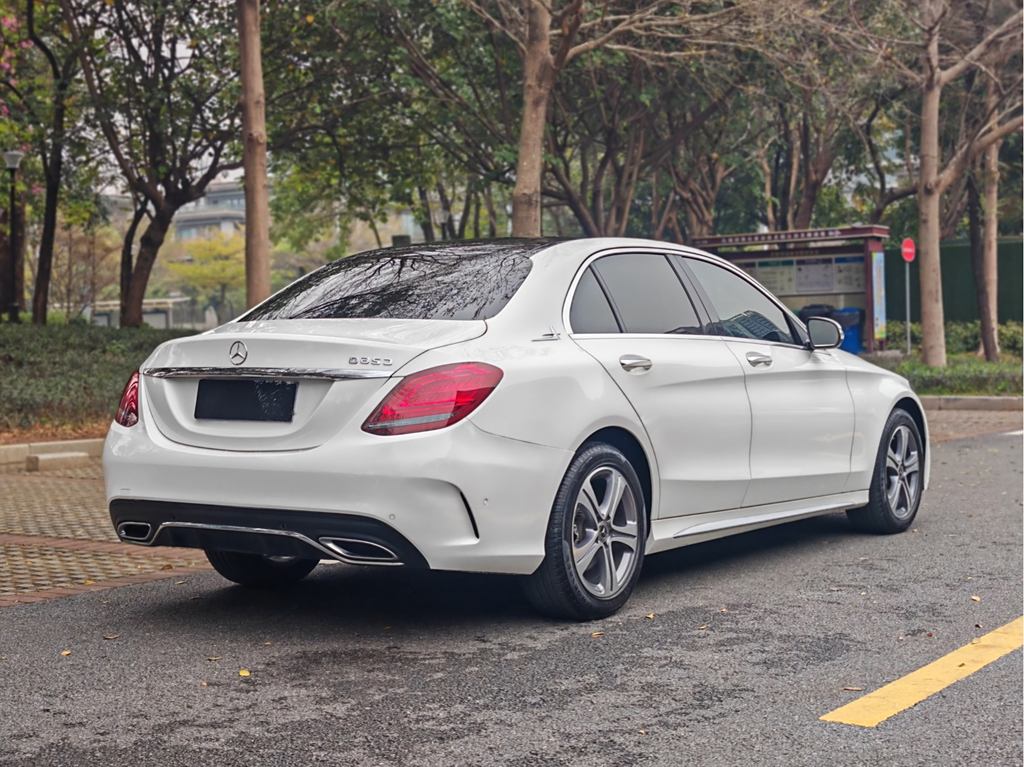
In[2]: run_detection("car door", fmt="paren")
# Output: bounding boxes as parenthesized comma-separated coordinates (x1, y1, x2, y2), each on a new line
(677, 255, 855, 508)
(567, 252, 751, 518)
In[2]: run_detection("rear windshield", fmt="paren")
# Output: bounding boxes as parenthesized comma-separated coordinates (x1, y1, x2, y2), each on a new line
(241, 240, 553, 322)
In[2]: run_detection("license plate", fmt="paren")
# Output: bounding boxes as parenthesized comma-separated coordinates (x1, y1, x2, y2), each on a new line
(194, 379, 297, 422)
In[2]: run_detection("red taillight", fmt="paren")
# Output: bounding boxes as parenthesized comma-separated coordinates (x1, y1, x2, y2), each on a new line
(362, 362, 503, 436)
(115, 371, 140, 427)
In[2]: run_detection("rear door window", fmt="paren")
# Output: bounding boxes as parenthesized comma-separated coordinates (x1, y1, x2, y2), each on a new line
(569, 268, 621, 333)
(591, 254, 704, 335)
(242, 241, 550, 322)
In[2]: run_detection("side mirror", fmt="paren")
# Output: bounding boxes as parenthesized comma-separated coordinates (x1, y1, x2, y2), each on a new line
(807, 316, 844, 350)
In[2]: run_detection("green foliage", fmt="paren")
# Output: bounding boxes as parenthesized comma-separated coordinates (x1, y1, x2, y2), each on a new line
(887, 321, 1023, 356)
(0, 324, 192, 430)
(868, 352, 1022, 396)
(167, 233, 245, 322)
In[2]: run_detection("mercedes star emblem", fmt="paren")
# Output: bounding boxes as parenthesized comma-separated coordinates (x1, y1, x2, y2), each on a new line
(228, 340, 248, 366)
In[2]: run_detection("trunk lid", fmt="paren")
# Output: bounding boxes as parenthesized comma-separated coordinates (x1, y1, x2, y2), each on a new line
(142, 318, 485, 451)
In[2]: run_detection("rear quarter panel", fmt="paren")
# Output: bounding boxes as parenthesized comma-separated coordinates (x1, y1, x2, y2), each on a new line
(394, 329, 663, 517)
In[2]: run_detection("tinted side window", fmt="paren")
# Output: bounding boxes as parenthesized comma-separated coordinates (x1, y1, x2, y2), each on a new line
(592, 254, 703, 335)
(682, 257, 796, 344)
(569, 268, 620, 333)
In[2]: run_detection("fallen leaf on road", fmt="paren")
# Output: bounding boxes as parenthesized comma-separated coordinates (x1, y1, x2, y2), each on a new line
(160, 564, 173, 571)
(239, 668, 251, 677)
(842, 686, 864, 692)
(645, 613, 656, 620)
(719, 608, 728, 614)
(174, 580, 186, 585)
(638, 729, 647, 735)
(698, 624, 708, 631)
(102, 634, 120, 641)
(207, 656, 222, 662)
(590, 631, 604, 638)
(60, 650, 71, 657)
(975, 623, 983, 629)
(970, 595, 981, 602)
(82, 579, 95, 586)
(199, 680, 208, 687)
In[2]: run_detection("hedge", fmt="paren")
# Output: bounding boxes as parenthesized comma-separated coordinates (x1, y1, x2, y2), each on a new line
(0, 325, 193, 431)
(885, 320, 1023, 356)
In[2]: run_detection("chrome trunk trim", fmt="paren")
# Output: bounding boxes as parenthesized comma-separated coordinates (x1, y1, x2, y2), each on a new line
(142, 367, 392, 381)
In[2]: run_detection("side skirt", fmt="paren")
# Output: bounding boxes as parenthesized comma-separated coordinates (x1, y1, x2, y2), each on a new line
(646, 490, 869, 555)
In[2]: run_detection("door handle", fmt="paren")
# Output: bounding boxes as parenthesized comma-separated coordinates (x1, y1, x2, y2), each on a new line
(619, 354, 653, 373)
(745, 351, 773, 368)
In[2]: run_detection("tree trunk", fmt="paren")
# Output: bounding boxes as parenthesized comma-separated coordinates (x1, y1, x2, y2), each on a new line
(966, 175, 995, 359)
(917, 28, 947, 367)
(237, 0, 271, 309)
(792, 146, 835, 230)
(416, 186, 435, 242)
(119, 203, 147, 326)
(511, 3, 555, 237)
(122, 206, 173, 327)
(483, 184, 497, 237)
(979, 83, 1001, 360)
(32, 169, 61, 324)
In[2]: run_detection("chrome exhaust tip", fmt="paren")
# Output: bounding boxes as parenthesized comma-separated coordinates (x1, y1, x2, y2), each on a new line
(117, 521, 153, 542)
(319, 537, 402, 565)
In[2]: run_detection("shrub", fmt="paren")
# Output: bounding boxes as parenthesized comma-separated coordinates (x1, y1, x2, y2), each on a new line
(886, 320, 1023, 356)
(868, 352, 1022, 395)
(0, 325, 193, 431)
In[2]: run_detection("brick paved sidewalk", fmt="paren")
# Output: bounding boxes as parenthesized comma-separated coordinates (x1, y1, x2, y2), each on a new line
(0, 409, 1019, 607)
(0, 459, 207, 607)
(925, 408, 1022, 443)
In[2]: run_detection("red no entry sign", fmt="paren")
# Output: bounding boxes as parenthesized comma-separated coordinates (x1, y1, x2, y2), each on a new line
(901, 238, 916, 263)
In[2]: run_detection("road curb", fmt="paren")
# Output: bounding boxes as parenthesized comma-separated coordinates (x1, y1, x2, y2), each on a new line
(920, 395, 1023, 412)
(0, 437, 104, 466)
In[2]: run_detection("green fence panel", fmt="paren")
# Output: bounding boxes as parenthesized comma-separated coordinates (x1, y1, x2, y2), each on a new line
(885, 237, 1023, 322)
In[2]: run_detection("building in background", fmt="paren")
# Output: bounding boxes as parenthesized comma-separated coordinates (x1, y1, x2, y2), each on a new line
(173, 178, 246, 241)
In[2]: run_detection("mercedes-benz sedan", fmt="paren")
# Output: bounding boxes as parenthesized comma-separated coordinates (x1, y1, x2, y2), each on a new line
(105, 238, 929, 619)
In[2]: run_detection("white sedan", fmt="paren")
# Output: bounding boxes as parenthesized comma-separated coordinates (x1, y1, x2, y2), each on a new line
(105, 238, 929, 619)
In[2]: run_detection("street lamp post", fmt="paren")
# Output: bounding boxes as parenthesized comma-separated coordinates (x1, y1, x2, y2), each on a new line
(4, 150, 24, 323)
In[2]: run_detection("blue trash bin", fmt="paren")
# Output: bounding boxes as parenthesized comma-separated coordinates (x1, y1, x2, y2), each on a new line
(832, 307, 864, 353)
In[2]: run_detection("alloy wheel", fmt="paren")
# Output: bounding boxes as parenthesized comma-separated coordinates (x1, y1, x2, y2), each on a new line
(570, 466, 640, 599)
(885, 424, 921, 519)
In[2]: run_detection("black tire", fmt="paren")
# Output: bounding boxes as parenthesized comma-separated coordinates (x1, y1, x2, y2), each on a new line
(524, 442, 648, 620)
(847, 407, 924, 534)
(204, 549, 318, 588)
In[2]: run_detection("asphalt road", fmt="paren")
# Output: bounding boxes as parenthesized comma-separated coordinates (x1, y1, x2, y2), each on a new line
(1, 432, 1021, 767)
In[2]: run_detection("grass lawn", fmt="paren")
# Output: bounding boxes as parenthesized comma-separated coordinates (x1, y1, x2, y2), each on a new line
(0, 324, 193, 443)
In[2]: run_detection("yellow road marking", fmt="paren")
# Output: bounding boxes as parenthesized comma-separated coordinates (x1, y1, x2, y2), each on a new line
(821, 616, 1024, 728)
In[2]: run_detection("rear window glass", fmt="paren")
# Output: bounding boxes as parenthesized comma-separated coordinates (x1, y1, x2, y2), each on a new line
(242, 240, 554, 322)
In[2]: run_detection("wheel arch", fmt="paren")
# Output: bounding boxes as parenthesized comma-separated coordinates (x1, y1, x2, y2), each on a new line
(892, 395, 930, 489)
(894, 396, 926, 443)
(578, 426, 655, 521)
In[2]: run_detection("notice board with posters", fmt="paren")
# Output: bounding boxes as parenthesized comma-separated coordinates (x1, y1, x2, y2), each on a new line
(692, 226, 890, 352)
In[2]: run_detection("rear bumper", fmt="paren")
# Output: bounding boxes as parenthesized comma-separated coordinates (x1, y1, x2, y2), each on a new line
(109, 500, 428, 567)
(104, 416, 572, 575)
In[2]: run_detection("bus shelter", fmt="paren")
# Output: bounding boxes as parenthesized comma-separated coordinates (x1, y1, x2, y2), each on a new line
(692, 225, 890, 353)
